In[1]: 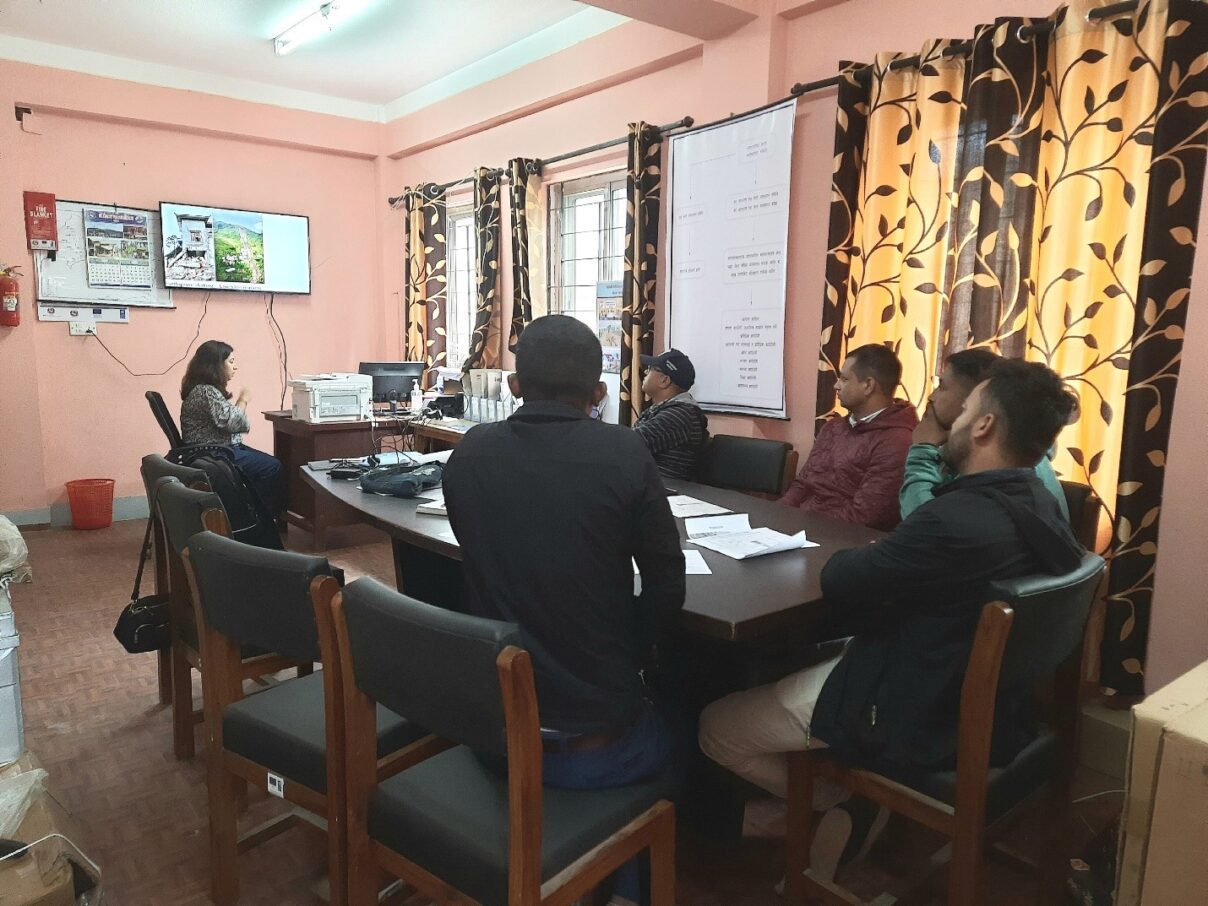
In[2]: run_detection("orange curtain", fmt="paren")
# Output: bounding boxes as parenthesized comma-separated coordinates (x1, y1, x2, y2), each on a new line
(817, 0, 1208, 693)
(402, 184, 448, 389)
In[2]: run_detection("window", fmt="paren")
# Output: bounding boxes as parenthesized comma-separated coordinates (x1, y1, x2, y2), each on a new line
(548, 173, 627, 329)
(445, 206, 476, 372)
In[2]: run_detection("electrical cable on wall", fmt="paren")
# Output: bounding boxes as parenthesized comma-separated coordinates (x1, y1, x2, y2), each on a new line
(88, 292, 210, 377)
(264, 292, 289, 409)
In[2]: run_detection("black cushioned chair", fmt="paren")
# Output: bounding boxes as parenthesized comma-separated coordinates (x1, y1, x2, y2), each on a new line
(140, 454, 209, 706)
(785, 552, 1105, 906)
(1060, 480, 1102, 551)
(184, 532, 427, 906)
(696, 434, 798, 499)
(146, 390, 184, 450)
(332, 578, 677, 906)
(155, 477, 312, 761)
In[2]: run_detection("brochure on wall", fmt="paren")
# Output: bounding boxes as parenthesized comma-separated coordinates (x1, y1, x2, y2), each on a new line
(597, 280, 623, 374)
(84, 208, 152, 288)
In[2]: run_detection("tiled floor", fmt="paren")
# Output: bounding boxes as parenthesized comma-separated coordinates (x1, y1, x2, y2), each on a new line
(9, 519, 1118, 904)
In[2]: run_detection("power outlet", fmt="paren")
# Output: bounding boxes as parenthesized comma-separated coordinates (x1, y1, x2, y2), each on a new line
(69, 321, 95, 336)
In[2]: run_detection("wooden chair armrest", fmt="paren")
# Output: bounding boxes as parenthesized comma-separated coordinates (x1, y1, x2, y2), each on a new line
(376, 735, 456, 782)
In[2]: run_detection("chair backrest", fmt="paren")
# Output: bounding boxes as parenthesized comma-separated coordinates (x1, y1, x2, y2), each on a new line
(1060, 480, 1102, 551)
(339, 577, 522, 755)
(991, 551, 1105, 692)
(156, 477, 225, 557)
(187, 530, 330, 662)
(697, 434, 795, 496)
(140, 454, 207, 506)
(146, 390, 184, 450)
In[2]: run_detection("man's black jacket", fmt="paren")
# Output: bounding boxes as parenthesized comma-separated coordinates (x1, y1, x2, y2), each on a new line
(811, 468, 1084, 769)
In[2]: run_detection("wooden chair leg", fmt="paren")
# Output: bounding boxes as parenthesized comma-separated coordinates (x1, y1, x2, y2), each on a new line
(157, 646, 172, 705)
(1037, 786, 1071, 906)
(171, 645, 196, 760)
(785, 751, 816, 901)
(947, 823, 984, 906)
(209, 764, 242, 905)
(648, 805, 676, 906)
(327, 808, 348, 906)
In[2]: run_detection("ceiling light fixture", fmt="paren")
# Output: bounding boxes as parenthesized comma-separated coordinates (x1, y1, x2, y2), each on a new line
(272, 0, 373, 56)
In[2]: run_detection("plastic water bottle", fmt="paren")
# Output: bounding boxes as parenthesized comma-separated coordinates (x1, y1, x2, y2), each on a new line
(409, 384, 423, 413)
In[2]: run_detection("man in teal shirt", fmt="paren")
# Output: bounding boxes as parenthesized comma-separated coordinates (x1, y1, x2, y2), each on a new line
(901, 348, 1069, 519)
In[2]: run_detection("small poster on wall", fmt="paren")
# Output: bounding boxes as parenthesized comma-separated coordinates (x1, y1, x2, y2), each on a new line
(84, 208, 152, 288)
(597, 279, 623, 374)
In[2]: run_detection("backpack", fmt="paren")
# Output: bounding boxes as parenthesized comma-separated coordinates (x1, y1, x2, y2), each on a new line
(180, 447, 284, 551)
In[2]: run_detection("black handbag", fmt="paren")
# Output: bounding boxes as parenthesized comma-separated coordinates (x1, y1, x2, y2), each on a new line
(113, 506, 170, 654)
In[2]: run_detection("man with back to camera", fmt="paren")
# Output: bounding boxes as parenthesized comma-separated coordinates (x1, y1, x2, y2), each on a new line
(633, 348, 710, 481)
(901, 346, 1069, 520)
(442, 317, 685, 900)
(699, 359, 1084, 882)
(780, 344, 918, 531)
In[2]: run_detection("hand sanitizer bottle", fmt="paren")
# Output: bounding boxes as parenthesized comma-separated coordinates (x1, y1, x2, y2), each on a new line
(409, 383, 423, 414)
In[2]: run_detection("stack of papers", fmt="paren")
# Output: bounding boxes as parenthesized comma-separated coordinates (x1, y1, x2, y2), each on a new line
(667, 495, 731, 518)
(633, 550, 712, 576)
(684, 514, 818, 560)
(415, 490, 447, 516)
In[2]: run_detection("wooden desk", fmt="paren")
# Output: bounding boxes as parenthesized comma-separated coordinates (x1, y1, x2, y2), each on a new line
(301, 468, 879, 644)
(263, 411, 377, 545)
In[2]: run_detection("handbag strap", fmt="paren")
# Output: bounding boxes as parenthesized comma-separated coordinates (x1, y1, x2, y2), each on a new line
(131, 484, 165, 602)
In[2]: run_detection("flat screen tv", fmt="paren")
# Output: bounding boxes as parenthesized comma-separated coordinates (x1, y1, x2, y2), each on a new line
(159, 202, 311, 294)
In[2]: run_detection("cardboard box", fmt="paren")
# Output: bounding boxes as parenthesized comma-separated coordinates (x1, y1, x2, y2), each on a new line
(1115, 659, 1208, 906)
(0, 754, 81, 906)
(1139, 700, 1208, 904)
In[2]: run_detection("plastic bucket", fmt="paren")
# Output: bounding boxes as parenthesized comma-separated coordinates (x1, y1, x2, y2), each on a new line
(65, 479, 115, 530)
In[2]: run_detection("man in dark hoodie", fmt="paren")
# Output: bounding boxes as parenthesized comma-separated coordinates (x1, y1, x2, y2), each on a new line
(700, 359, 1082, 879)
(780, 344, 918, 530)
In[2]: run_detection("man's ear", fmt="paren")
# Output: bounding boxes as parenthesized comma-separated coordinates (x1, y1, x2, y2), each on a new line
(507, 373, 523, 399)
(971, 411, 996, 442)
(591, 381, 608, 405)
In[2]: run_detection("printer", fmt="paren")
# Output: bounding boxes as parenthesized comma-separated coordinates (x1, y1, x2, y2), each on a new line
(289, 373, 372, 423)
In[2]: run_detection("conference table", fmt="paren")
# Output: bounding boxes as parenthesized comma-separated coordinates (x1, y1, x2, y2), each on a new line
(301, 466, 880, 644)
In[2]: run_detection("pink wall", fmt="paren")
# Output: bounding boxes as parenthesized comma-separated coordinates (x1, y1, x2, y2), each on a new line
(0, 60, 389, 521)
(383, 0, 1208, 690)
(1, 0, 1203, 686)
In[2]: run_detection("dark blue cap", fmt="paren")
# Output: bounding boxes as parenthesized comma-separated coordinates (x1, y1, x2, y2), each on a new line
(641, 349, 696, 389)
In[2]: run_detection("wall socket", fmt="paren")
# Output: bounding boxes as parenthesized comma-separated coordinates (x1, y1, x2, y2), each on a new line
(69, 321, 95, 336)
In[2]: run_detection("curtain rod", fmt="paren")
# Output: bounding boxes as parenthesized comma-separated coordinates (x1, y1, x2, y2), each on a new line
(883, 0, 1141, 73)
(387, 116, 694, 207)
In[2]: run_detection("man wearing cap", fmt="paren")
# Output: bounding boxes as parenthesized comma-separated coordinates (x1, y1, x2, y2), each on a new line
(635, 349, 711, 481)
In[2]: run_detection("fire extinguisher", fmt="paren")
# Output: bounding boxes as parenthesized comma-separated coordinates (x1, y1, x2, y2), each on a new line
(0, 264, 21, 328)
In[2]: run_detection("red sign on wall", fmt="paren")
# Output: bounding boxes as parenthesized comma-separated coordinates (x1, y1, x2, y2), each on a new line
(24, 191, 58, 251)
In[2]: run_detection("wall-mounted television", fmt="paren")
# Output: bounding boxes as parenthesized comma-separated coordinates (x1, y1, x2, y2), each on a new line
(159, 202, 311, 294)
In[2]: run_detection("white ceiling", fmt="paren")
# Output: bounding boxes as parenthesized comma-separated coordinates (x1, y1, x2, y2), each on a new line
(0, 0, 627, 120)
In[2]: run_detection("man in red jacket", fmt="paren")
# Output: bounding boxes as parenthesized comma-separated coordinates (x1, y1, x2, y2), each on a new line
(780, 344, 917, 530)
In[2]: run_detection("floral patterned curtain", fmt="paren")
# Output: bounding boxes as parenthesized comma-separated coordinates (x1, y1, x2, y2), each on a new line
(507, 158, 545, 353)
(402, 183, 448, 389)
(620, 123, 662, 427)
(816, 0, 1208, 694)
(463, 167, 503, 372)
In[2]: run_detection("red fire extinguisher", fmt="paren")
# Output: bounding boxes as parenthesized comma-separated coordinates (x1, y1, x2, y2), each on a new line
(0, 264, 21, 328)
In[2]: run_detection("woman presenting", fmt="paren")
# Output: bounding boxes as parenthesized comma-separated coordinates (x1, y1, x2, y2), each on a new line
(179, 340, 286, 517)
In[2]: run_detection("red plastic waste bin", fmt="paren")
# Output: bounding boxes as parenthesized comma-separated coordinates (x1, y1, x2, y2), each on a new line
(65, 479, 115, 530)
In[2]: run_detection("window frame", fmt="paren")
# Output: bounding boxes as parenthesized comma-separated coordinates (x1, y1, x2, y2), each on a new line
(547, 171, 627, 330)
(444, 203, 477, 373)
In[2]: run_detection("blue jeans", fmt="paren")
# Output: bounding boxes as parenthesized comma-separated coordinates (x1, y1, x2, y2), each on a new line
(232, 444, 287, 518)
(542, 702, 674, 903)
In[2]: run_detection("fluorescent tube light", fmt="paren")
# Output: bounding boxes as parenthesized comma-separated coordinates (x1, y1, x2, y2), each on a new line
(273, 0, 374, 56)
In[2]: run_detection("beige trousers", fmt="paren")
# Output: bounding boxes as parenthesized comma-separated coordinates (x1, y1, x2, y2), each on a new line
(698, 654, 846, 807)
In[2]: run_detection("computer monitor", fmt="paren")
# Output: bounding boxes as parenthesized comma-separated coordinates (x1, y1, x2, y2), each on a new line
(359, 361, 426, 404)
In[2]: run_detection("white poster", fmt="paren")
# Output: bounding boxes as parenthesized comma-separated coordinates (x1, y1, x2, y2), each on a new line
(666, 100, 795, 417)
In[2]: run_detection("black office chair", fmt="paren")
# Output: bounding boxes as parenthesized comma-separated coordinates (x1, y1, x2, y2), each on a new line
(185, 532, 426, 906)
(786, 552, 1106, 906)
(140, 454, 211, 706)
(146, 390, 184, 450)
(696, 434, 798, 498)
(333, 578, 677, 906)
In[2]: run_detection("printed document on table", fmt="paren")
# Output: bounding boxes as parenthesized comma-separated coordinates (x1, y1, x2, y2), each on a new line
(633, 550, 712, 576)
(685, 514, 751, 539)
(415, 490, 447, 516)
(690, 527, 818, 560)
(667, 495, 731, 518)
